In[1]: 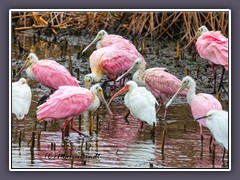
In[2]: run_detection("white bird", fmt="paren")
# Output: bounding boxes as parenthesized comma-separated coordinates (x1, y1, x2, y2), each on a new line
(108, 81, 158, 130)
(12, 78, 32, 127)
(195, 110, 228, 151)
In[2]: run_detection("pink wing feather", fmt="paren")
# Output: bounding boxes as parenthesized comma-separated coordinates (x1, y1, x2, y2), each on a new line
(196, 31, 228, 70)
(32, 60, 80, 90)
(144, 68, 188, 100)
(37, 86, 93, 121)
(190, 93, 222, 127)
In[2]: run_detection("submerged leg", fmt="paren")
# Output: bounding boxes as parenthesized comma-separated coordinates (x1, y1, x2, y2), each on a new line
(70, 119, 88, 137)
(124, 109, 130, 124)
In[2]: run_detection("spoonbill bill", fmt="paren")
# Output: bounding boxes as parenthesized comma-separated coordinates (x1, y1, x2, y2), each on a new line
(84, 46, 145, 93)
(117, 58, 187, 119)
(108, 81, 158, 131)
(37, 84, 112, 141)
(166, 76, 222, 155)
(12, 78, 32, 127)
(185, 25, 228, 93)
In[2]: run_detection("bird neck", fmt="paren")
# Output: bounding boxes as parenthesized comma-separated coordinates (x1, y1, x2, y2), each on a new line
(88, 93, 100, 112)
(187, 86, 196, 105)
(91, 68, 104, 82)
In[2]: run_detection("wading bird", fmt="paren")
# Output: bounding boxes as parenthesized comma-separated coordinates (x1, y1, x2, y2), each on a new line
(185, 25, 228, 93)
(166, 76, 222, 155)
(117, 58, 187, 120)
(37, 84, 112, 141)
(195, 110, 228, 162)
(84, 46, 145, 94)
(12, 78, 32, 127)
(82, 30, 139, 54)
(108, 81, 158, 131)
(15, 53, 80, 90)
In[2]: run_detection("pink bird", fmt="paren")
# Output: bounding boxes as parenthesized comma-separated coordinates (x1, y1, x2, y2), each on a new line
(15, 53, 80, 90)
(185, 25, 228, 93)
(37, 84, 112, 141)
(84, 46, 145, 93)
(166, 76, 222, 155)
(81, 30, 139, 54)
(116, 58, 187, 120)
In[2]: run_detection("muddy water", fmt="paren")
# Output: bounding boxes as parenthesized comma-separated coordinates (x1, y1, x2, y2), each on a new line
(11, 31, 229, 169)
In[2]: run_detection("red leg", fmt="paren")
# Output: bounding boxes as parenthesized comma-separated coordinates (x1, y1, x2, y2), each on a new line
(70, 119, 88, 137)
(61, 120, 69, 141)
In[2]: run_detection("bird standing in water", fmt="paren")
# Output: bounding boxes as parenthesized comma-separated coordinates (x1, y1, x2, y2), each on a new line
(37, 84, 112, 141)
(12, 78, 32, 127)
(185, 25, 228, 93)
(166, 76, 222, 155)
(108, 81, 158, 131)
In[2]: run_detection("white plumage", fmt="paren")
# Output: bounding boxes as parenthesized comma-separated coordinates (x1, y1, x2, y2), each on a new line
(124, 81, 158, 125)
(205, 110, 228, 151)
(12, 78, 32, 124)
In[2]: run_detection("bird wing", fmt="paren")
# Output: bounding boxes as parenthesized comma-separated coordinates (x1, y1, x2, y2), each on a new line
(144, 68, 187, 99)
(190, 93, 222, 126)
(97, 47, 143, 75)
(196, 31, 228, 69)
(32, 60, 80, 90)
(37, 86, 93, 120)
(125, 87, 157, 125)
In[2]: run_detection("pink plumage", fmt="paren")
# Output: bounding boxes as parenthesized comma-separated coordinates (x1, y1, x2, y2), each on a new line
(190, 93, 222, 127)
(32, 60, 80, 90)
(144, 68, 188, 102)
(196, 30, 228, 70)
(37, 86, 93, 120)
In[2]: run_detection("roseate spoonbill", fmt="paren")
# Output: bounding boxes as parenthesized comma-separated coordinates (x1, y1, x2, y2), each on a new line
(84, 46, 145, 93)
(12, 78, 32, 127)
(82, 30, 139, 54)
(117, 58, 187, 120)
(15, 53, 80, 90)
(37, 84, 112, 141)
(185, 25, 228, 93)
(108, 81, 158, 131)
(166, 76, 222, 155)
(195, 110, 228, 162)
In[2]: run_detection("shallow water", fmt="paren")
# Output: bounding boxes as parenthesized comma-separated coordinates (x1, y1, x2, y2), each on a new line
(11, 31, 229, 169)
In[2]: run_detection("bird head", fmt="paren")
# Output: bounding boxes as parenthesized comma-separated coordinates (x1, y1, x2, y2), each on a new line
(108, 81, 138, 106)
(14, 53, 39, 79)
(166, 76, 195, 108)
(81, 30, 108, 55)
(90, 84, 112, 115)
(19, 78, 28, 85)
(116, 58, 145, 82)
(84, 74, 94, 89)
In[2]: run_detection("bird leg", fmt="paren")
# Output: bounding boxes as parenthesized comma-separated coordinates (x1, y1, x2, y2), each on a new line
(218, 67, 226, 92)
(61, 120, 69, 141)
(88, 112, 94, 136)
(209, 135, 213, 154)
(156, 97, 163, 114)
(138, 119, 144, 131)
(209, 64, 217, 94)
(23, 116, 26, 127)
(70, 119, 88, 137)
(222, 148, 226, 164)
(124, 109, 130, 124)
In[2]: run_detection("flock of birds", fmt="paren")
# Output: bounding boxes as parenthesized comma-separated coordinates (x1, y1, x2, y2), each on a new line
(12, 25, 229, 163)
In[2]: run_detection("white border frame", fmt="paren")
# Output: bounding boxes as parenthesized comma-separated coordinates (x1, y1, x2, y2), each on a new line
(9, 9, 231, 171)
